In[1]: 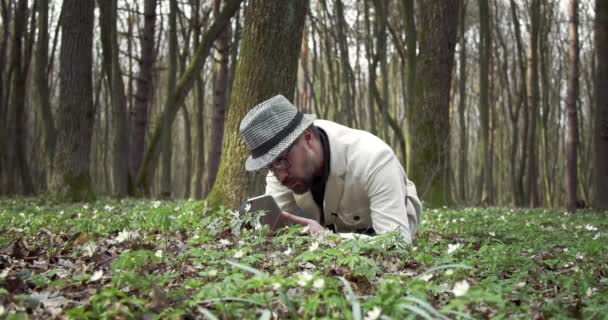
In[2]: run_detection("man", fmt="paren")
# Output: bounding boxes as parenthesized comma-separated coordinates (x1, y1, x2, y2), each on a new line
(239, 94, 422, 243)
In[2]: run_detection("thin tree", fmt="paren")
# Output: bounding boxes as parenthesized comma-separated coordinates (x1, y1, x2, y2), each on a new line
(99, 0, 129, 197)
(207, 0, 307, 208)
(527, 0, 540, 207)
(479, 0, 492, 205)
(49, 0, 96, 201)
(129, 0, 157, 192)
(566, 0, 579, 211)
(458, 0, 467, 202)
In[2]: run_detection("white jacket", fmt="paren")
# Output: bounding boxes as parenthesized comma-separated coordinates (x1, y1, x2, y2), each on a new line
(265, 120, 422, 243)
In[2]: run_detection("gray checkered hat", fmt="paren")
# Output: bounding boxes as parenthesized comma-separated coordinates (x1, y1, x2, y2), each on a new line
(240, 94, 316, 171)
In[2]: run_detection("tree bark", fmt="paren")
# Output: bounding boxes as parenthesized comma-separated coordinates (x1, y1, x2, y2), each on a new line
(99, 0, 129, 197)
(594, 0, 608, 209)
(458, 0, 467, 203)
(159, 0, 178, 198)
(479, 0, 492, 205)
(527, 0, 540, 207)
(566, 0, 579, 211)
(411, 0, 460, 207)
(49, 0, 96, 201)
(205, 0, 231, 197)
(34, 0, 56, 181)
(207, 0, 307, 208)
(129, 0, 157, 192)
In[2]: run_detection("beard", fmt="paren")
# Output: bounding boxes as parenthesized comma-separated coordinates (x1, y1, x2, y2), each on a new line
(283, 176, 314, 194)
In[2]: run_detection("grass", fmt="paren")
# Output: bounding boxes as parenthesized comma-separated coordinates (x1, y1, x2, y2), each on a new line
(0, 197, 606, 319)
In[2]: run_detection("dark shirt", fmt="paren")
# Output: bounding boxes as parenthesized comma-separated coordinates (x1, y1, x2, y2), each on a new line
(310, 126, 331, 226)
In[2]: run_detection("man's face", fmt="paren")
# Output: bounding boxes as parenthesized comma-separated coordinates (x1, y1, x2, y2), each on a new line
(270, 132, 316, 194)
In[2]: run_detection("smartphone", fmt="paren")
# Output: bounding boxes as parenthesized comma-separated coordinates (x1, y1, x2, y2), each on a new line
(240, 194, 289, 230)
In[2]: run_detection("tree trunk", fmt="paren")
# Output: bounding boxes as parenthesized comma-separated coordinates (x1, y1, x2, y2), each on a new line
(411, 0, 460, 207)
(207, 0, 307, 208)
(509, 0, 528, 207)
(182, 106, 192, 198)
(0, 1, 10, 194)
(479, 0, 492, 205)
(594, 0, 608, 209)
(99, 0, 129, 197)
(566, 0, 579, 211)
(34, 0, 56, 181)
(527, 0, 540, 207)
(458, 0, 467, 203)
(134, 0, 242, 191)
(129, 0, 157, 192)
(160, 0, 178, 198)
(205, 0, 231, 197)
(9, 0, 35, 195)
(49, 0, 95, 201)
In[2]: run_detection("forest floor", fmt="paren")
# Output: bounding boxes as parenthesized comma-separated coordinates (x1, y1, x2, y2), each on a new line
(0, 198, 606, 319)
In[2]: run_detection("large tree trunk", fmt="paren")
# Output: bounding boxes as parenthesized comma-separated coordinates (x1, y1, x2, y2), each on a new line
(99, 0, 129, 197)
(527, 0, 540, 207)
(205, 0, 231, 197)
(49, 0, 95, 201)
(411, 0, 460, 207)
(566, 0, 579, 211)
(207, 0, 307, 208)
(129, 0, 157, 192)
(191, 0, 206, 199)
(134, 0, 242, 191)
(34, 0, 56, 181)
(594, 0, 608, 209)
(159, 0, 178, 198)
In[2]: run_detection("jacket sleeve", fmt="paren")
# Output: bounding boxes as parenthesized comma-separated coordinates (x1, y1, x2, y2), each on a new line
(365, 155, 422, 244)
(265, 172, 300, 214)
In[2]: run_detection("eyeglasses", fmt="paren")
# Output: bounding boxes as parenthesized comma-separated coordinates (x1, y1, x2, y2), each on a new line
(267, 139, 298, 171)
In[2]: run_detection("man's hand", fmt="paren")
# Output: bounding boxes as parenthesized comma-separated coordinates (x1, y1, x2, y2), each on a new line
(280, 211, 324, 233)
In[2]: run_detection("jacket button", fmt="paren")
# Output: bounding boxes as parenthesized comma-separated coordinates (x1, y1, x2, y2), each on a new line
(354, 216, 360, 221)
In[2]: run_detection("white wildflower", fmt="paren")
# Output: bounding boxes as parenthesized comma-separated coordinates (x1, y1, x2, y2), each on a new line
(584, 224, 598, 232)
(152, 200, 162, 209)
(283, 247, 292, 255)
(115, 230, 139, 243)
(593, 233, 601, 240)
(297, 271, 314, 287)
(563, 248, 569, 252)
(459, 218, 465, 222)
(575, 252, 585, 260)
(447, 243, 462, 254)
(272, 282, 282, 290)
(83, 242, 97, 257)
(364, 306, 382, 320)
(451, 280, 470, 297)
(499, 215, 507, 222)
(208, 269, 218, 277)
(313, 278, 325, 290)
(104, 205, 114, 211)
(219, 239, 231, 246)
(89, 270, 103, 282)
(517, 282, 526, 288)
(445, 269, 454, 276)
(309, 241, 319, 252)
(488, 232, 496, 237)
(586, 287, 597, 297)
(155, 250, 163, 258)
(83, 204, 89, 210)
(233, 250, 245, 259)
(0, 305, 4, 316)
(0, 268, 10, 279)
